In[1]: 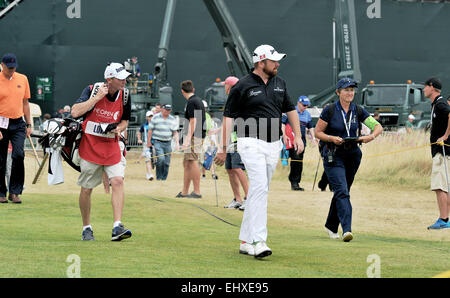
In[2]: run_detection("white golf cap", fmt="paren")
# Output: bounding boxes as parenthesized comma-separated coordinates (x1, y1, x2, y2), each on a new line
(252, 44, 286, 63)
(202, 100, 208, 108)
(146, 111, 154, 117)
(408, 114, 415, 120)
(104, 62, 131, 80)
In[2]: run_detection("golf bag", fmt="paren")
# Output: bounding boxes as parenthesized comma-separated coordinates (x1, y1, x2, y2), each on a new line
(39, 118, 83, 172)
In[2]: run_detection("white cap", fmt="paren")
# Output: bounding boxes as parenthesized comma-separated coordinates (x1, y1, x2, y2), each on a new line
(104, 62, 131, 80)
(408, 114, 415, 120)
(146, 111, 154, 117)
(202, 100, 208, 108)
(252, 44, 286, 63)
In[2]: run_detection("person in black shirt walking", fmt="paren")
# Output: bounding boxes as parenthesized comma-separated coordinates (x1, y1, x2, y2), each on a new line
(425, 77, 450, 230)
(176, 80, 206, 199)
(215, 44, 303, 258)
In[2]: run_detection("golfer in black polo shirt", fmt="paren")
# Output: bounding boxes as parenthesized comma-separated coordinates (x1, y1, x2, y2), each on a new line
(215, 44, 303, 258)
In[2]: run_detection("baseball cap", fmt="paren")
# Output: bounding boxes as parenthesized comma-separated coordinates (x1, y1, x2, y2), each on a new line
(1, 53, 18, 68)
(336, 77, 358, 90)
(224, 76, 239, 87)
(408, 114, 415, 120)
(202, 100, 208, 108)
(252, 45, 286, 63)
(162, 104, 172, 110)
(298, 95, 310, 105)
(146, 111, 153, 117)
(104, 62, 131, 80)
(424, 77, 442, 90)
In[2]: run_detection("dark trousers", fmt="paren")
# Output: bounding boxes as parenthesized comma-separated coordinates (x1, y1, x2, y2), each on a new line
(0, 118, 26, 197)
(318, 171, 329, 190)
(323, 148, 362, 234)
(288, 148, 304, 185)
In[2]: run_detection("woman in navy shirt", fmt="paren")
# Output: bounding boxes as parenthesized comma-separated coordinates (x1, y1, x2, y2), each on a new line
(314, 78, 383, 242)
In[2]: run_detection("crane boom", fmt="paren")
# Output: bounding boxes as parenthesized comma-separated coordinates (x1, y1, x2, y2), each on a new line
(202, 0, 252, 77)
(151, 0, 176, 99)
(310, 0, 361, 107)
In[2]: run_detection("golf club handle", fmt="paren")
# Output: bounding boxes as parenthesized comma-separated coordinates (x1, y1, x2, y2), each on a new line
(30, 133, 44, 138)
(28, 135, 41, 167)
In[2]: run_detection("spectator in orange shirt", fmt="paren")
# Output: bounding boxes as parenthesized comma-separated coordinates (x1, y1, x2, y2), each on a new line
(0, 53, 32, 204)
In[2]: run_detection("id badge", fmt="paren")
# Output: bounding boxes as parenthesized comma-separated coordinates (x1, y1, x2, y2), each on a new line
(0, 116, 9, 129)
(85, 121, 115, 138)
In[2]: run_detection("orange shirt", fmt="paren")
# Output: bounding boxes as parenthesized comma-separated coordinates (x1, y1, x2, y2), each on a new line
(0, 71, 31, 119)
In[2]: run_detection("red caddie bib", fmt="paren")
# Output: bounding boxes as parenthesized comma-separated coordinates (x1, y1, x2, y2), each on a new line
(79, 90, 123, 165)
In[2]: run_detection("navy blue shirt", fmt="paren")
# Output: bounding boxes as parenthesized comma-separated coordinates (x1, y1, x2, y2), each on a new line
(320, 101, 370, 139)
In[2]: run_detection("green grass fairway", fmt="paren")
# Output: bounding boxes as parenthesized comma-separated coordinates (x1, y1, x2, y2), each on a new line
(2, 192, 450, 278)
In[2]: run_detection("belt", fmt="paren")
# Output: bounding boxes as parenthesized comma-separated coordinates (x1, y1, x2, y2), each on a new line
(154, 139, 171, 143)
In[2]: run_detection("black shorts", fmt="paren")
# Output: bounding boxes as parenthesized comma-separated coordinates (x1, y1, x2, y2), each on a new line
(225, 151, 245, 170)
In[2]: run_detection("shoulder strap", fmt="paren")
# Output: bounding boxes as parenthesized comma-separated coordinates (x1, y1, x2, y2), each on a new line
(327, 103, 336, 123)
(91, 83, 128, 107)
(123, 87, 129, 106)
(355, 104, 364, 136)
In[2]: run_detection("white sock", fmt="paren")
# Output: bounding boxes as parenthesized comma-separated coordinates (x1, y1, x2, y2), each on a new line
(83, 225, 92, 231)
(113, 221, 122, 228)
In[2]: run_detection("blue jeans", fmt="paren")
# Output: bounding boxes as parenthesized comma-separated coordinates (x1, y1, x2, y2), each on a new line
(322, 147, 362, 234)
(153, 140, 172, 180)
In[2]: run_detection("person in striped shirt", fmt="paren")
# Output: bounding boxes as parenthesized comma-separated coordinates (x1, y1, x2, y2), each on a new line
(147, 104, 179, 180)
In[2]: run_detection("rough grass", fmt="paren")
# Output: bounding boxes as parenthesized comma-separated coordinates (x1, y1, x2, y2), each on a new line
(1, 130, 449, 278)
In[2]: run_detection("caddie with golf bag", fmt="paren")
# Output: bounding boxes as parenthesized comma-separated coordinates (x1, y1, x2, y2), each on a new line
(70, 62, 133, 241)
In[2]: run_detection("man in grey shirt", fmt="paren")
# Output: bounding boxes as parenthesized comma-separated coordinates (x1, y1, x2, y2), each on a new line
(148, 104, 179, 181)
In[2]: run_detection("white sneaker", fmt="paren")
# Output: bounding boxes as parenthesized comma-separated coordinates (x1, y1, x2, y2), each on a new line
(224, 198, 242, 209)
(342, 232, 353, 242)
(239, 242, 255, 256)
(325, 227, 340, 239)
(254, 241, 272, 258)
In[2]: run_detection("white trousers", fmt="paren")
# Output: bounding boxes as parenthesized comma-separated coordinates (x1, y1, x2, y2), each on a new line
(237, 137, 282, 243)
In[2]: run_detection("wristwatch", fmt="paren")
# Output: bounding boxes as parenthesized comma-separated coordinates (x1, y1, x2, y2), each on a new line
(26, 123, 32, 128)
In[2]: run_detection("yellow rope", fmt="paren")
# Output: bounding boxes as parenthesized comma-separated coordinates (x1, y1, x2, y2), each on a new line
(283, 141, 447, 163)
(127, 141, 449, 164)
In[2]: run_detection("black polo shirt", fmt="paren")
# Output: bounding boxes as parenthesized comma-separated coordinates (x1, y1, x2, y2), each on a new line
(223, 72, 295, 142)
(184, 94, 206, 139)
(430, 95, 450, 157)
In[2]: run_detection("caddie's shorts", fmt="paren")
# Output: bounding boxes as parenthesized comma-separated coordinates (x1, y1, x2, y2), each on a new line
(77, 156, 126, 189)
(431, 153, 450, 191)
(184, 137, 203, 161)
